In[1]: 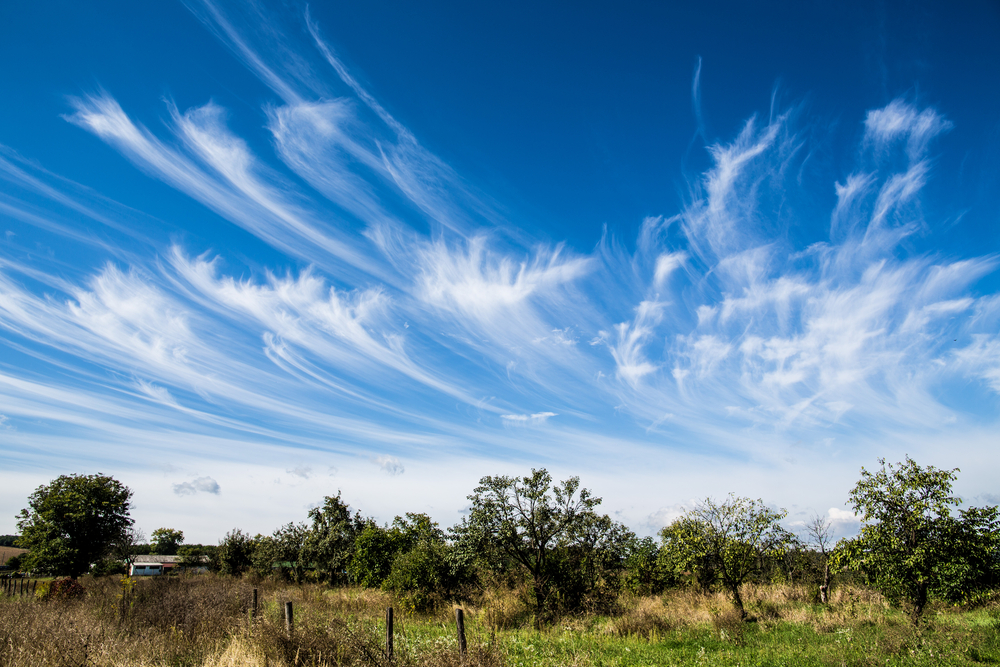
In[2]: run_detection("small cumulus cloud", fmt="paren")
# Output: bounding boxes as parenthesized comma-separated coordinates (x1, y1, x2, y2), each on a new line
(647, 501, 698, 530)
(371, 455, 404, 476)
(173, 476, 221, 496)
(286, 466, 312, 479)
(825, 507, 860, 538)
(0, 415, 11, 429)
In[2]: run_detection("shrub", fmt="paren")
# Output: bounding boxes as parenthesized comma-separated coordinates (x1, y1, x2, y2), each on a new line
(91, 558, 127, 577)
(45, 578, 86, 600)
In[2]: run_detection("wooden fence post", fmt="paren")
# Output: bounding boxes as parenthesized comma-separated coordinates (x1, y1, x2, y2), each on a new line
(284, 601, 294, 637)
(386, 606, 394, 662)
(252, 588, 258, 618)
(455, 608, 467, 658)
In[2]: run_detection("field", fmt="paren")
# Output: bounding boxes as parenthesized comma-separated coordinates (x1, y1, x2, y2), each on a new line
(0, 547, 27, 568)
(1, 576, 998, 666)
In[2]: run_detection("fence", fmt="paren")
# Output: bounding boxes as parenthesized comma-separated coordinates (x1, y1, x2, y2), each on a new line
(1, 577, 38, 597)
(271, 591, 468, 664)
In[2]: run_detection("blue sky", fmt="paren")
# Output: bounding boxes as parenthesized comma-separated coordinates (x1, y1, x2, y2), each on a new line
(1, 0, 999, 542)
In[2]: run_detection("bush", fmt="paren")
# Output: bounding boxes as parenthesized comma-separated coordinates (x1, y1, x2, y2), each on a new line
(44, 578, 86, 600)
(4, 553, 23, 572)
(91, 558, 127, 577)
(383, 540, 466, 612)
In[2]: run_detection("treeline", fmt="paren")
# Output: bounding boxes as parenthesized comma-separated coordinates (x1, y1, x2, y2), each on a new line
(12, 458, 1000, 625)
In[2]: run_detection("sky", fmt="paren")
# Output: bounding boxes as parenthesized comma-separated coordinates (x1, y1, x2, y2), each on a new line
(1, 0, 999, 544)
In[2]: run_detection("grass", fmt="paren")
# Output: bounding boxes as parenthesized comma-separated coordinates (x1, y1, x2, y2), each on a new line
(0, 576, 997, 666)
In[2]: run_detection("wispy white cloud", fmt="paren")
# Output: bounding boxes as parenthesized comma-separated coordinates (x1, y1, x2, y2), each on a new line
(1, 0, 997, 542)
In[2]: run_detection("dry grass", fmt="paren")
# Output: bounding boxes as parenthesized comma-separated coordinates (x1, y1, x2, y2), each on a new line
(0, 575, 502, 667)
(477, 585, 532, 631)
(601, 596, 674, 639)
(2, 577, 995, 666)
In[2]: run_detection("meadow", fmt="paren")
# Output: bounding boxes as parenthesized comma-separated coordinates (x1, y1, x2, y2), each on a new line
(1, 575, 998, 667)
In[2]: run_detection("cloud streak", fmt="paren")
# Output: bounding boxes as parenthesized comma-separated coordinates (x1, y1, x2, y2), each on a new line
(1, 0, 998, 539)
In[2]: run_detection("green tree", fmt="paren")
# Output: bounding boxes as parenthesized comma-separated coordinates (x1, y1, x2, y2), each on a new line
(254, 523, 309, 582)
(301, 493, 366, 585)
(622, 535, 669, 596)
(456, 469, 608, 626)
(150, 527, 184, 555)
(216, 528, 255, 576)
(836, 456, 1000, 622)
(348, 513, 437, 588)
(16, 473, 134, 578)
(659, 495, 789, 618)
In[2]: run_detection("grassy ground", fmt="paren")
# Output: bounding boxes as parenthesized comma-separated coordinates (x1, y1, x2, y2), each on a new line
(0, 576, 997, 666)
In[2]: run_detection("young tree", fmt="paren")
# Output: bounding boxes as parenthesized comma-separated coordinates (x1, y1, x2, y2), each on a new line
(150, 527, 184, 555)
(456, 469, 607, 626)
(837, 456, 1000, 622)
(659, 495, 789, 618)
(16, 473, 134, 578)
(805, 514, 833, 603)
(108, 526, 146, 573)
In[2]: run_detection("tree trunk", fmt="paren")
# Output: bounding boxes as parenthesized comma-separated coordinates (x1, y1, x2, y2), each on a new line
(730, 583, 746, 619)
(819, 562, 829, 604)
(911, 583, 928, 624)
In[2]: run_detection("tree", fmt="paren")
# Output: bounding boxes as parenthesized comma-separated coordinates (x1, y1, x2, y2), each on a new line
(659, 495, 789, 618)
(216, 528, 255, 576)
(108, 526, 146, 574)
(457, 469, 608, 626)
(150, 528, 184, 555)
(804, 514, 833, 603)
(301, 493, 366, 585)
(349, 513, 438, 588)
(16, 473, 134, 578)
(254, 523, 309, 582)
(837, 456, 1000, 622)
(622, 535, 669, 596)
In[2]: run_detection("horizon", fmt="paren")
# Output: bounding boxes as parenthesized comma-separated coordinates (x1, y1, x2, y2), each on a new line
(1, 0, 999, 543)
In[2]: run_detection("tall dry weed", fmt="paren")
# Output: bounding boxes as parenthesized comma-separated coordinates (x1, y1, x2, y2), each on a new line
(603, 596, 673, 639)
(478, 585, 531, 631)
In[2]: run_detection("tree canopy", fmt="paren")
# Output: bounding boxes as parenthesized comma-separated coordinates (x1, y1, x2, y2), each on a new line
(150, 527, 184, 555)
(456, 468, 623, 625)
(16, 473, 133, 578)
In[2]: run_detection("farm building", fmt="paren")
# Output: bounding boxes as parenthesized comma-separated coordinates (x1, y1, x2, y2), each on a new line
(129, 554, 209, 576)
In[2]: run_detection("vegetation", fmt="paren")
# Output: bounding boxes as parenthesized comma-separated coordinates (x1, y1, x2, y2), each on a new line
(1, 575, 998, 666)
(837, 457, 1000, 622)
(3, 459, 998, 665)
(659, 495, 791, 618)
(15, 473, 133, 578)
(454, 469, 630, 626)
(150, 527, 184, 555)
